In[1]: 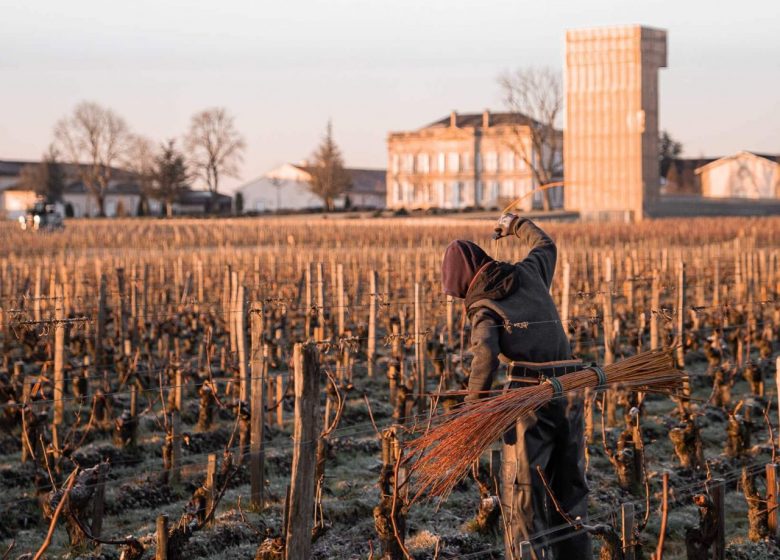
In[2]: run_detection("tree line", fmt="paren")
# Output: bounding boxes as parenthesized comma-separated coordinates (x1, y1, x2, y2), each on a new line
(19, 102, 245, 217)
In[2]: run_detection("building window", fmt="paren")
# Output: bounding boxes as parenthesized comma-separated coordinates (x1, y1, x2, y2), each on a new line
(402, 154, 415, 173)
(502, 151, 515, 172)
(391, 154, 399, 174)
(435, 181, 445, 207)
(490, 181, 499, 202)
(485, 151, 498, 172)
(438, 153, 446, 173)
(393, 181, 401, 203)
(451, 182, 462, 207)
(447, 153, 460, 173)
(501, 180, 514, 198)
(417, 154, 429, 174)
(462, 153, 471, 171)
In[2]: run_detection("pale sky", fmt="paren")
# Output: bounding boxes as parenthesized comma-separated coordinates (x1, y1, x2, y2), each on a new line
(1, 0, 778, 193)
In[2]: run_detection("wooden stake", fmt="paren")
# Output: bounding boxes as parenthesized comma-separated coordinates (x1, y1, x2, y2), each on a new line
(767, 463, 779, 540)
(53, 285, 65, 426)
(711, 478, 726, 560)
(276, 374, 284, 428)
(561, 260, 571, 328)
(337, 263, 345, 336)
(286, 343, 320, 560)
(95, 274, 107, 368)
(621, 502, 635, 560)
(237, 286, 249, 402)
(91, 466, 106, 537)
(676, 261, 686, 369)
(171, 411, 181, 484)
(206, 453, 217, 527)
(368, 270, 378, 377)
(156, 514, 168, 560)
(414, 283, 426, 413)
(249, 302, 265, 510)
(650, 271, 660, 351)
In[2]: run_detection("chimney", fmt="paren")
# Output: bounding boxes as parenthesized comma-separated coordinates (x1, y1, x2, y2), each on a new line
(450, 111, 457, 128)
(482, 109, 490, 128)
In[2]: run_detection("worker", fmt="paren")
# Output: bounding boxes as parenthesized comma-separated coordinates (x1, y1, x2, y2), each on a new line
(441, 213, 591, 560)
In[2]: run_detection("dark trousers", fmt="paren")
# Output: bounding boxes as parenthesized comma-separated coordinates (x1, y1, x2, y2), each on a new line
(500, 391, 592, 560)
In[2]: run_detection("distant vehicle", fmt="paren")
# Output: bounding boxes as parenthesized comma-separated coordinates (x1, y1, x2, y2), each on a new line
(18, 199, 64, 232)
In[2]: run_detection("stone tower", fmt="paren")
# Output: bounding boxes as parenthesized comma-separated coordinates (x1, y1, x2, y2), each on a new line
(564, 25, 667, 221)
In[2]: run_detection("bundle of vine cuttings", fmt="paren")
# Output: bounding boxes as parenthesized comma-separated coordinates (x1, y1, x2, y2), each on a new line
(404, 348, 685, 502)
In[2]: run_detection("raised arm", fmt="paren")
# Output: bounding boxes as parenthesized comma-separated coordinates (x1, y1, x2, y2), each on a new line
(494, 213, 557, 288)
(515, 218, 557, 288)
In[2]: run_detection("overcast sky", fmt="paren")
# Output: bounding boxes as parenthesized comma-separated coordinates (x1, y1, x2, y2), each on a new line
(1, 0, 778, 192)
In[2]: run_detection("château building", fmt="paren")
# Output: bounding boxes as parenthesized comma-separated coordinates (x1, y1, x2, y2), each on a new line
(386, 111, 562, 210)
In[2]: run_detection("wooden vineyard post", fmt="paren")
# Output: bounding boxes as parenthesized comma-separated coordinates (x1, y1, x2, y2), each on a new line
(156, 514, 169, 560)
(96, 273, 107, 368)
(171, 411, 181, 484)
(206, 453, 217, 527)
(655, 472, 669, 560)
(561, 260, 571, 330)
(446, 295, 454, 348)
(650, 270, 660, 350)
(304, 263, 312, 339)
(249, 301, 265, 510)
(602, 282, 617, 426)
(21, 377, 32, 463)
(414, 283, 426, 413)
(316, 262, 326, 341)
(676, 260, 686, 369)
(368, 270, 378, 377)
(337, 263, 345, 336)
(713, 259, 720, 307)
(602, 282, 615, 366)
(711, 478, 726, 560)
(91, 466, 106, 537)
(276, 374, 284, 428)
(286, 343, 320, 560)
(33, 265, 41, 322)
(229, 270, 238, 354)
(777, 357, 780, 443)
(173, 365, 183, 412)
(236, 286, 249, 403)
(53, 284, 65, 427)
(767, 464, 780, 540)
(621, 502, 635, 560)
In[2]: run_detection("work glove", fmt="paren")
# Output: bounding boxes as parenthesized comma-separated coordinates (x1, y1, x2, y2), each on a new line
(492, 213, 523, 240)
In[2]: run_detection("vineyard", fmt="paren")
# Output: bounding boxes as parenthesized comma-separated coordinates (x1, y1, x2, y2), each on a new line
(0, 215, 779, 560)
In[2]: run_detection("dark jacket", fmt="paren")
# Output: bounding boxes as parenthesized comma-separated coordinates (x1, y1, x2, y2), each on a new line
(466, 219, 570, 399)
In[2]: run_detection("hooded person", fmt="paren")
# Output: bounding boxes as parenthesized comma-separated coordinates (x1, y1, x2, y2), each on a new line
(442, 214, 592, 560)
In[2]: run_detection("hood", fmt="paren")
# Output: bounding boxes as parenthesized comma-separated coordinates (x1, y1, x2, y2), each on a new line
(441, 240, 493, 299)
(465, 260, 520, 314)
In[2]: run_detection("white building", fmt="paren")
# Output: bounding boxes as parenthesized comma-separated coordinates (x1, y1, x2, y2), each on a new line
(695, 151, 780, 199)
(0, 159, 229, 218)
(237, 163, 386, 212)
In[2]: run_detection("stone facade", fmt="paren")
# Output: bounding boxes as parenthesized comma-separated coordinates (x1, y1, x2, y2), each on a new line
(386, 111, 562, 210)
(564, 25, 667, 221)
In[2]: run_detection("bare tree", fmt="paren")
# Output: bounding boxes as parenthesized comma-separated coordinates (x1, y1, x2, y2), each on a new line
(306, 121, 352, 211)
(154, 139, 190, 218)
(184, 108, 245, 209)
(498, 67, 563, 211)
(124, 135, 157, 215)
(54, 101, 130, 217)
